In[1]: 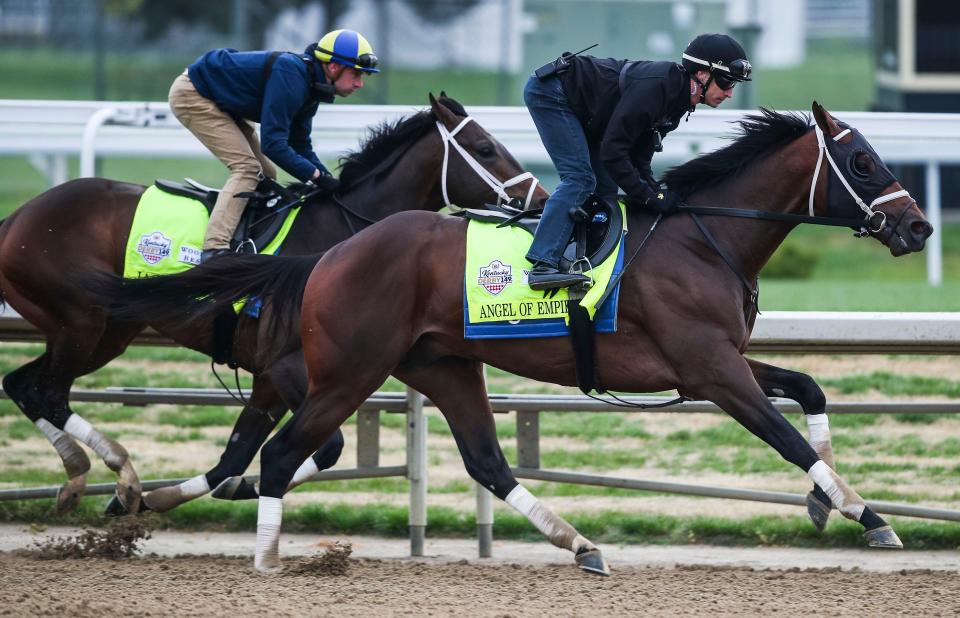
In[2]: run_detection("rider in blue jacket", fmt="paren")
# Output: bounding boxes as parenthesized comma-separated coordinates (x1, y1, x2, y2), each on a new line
(168, 29, 379, 261)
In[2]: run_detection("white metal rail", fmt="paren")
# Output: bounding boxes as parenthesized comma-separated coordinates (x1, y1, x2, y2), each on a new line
(3, 307, 959, 353)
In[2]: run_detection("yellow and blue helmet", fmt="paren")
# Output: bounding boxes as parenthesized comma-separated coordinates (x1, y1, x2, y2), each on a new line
(314, 29, 379, 74)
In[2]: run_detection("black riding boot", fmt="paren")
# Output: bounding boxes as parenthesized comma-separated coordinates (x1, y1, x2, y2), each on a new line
(527, 262, 589, 291)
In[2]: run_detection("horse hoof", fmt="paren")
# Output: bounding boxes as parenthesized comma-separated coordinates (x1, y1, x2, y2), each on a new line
(806, 491, 831, 532)
(104, 492, 151, 517)
(254, 557, 283, 574)
(575, 547, 611, 577)
(212, 476, 259, 501)
(141, 485, 184, 513)
(865, 525, 903, 549)
(55, 476, 87, 515)
(117, 460, 142, 514)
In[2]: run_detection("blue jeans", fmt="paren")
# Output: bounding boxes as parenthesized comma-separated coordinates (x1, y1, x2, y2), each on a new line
(523, 74, 617, 268)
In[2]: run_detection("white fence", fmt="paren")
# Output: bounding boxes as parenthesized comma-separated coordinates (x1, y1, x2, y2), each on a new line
(0, 99, 953, 282)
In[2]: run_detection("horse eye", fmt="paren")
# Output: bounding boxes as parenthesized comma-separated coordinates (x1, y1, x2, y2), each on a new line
(477, 144, 495, 158)
(852, 153, 874, 178)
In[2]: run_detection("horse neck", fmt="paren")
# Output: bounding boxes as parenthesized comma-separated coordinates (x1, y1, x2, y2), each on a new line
(689, 131, 818, 281)
(332, 135, 447, 223)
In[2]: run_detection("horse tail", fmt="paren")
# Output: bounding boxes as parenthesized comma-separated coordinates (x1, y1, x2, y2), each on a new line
(82, 253, 320, 338)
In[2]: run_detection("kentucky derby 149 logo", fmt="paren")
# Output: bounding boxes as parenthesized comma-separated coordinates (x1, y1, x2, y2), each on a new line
(477, 259, 513, 296)
(136, 231, 172, 265)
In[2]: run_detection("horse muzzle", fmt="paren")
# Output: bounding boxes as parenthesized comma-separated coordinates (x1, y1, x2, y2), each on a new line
(886, 211, 933, 256)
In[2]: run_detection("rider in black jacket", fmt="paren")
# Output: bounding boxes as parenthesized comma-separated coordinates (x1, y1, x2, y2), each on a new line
(524, 33, 752, 290)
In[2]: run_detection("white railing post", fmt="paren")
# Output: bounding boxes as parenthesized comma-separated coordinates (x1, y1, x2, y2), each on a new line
(925, 161, 943, 287)
(80, 106, 117, 178)
(406, 386, 427, 556)
(476, 483, 494, 557)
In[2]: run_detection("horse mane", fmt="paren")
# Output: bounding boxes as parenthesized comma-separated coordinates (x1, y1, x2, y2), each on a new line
(337, 96, 468, 189)
(661, 108, 812, 197)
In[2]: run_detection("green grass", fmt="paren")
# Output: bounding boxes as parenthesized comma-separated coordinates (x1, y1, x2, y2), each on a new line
(0, 40, 874, 110)
(156, 406, 238, 428)
(155, 430, 206, 443)
(0, 49, 513, 106)
(821, 372, 960, 398)
(3, 419, 38, 440)
(756, 41, 874, 112)
(1, 496, 957, 550)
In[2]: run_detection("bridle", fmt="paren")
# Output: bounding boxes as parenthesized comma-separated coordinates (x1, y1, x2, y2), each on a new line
(436, 117, 540, 210)
(807, 124, 911, 237)
(605, 120, 919, 327)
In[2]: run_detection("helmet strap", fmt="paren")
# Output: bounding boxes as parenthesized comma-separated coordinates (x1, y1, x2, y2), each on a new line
(691, 73, 712, 104)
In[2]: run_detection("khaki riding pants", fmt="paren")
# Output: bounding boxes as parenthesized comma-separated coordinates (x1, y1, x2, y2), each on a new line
(168, 72, 278, 250)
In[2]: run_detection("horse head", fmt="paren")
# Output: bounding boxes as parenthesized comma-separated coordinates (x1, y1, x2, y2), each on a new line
(429, 92, 549, 211)
(810, 101, 933, 256)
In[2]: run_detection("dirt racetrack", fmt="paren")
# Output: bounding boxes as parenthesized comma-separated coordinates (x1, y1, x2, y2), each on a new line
(2, 548, 959, 617)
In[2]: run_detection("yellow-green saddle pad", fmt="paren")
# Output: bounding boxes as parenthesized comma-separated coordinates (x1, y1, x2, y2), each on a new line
(123, 185, 301, 279)
(463, 205, 626, 339)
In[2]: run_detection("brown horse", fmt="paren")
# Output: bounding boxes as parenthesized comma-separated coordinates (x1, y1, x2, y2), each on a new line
(0, 94, 547, 516)
(90, 102, 932, 575)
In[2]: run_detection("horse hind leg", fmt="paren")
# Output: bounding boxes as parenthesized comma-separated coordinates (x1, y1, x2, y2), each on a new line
(748, 358, 835, 531)
(42, 320, 144, 514)
(396, 357, 610, 576)
(209, 354, 347, 502)
(3, 355, 90, 513)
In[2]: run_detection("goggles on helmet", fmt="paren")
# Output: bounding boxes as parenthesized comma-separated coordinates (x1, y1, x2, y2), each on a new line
(683, 53, 752, 90)
(319, 47, 379, 72)
(714, 59, 752, 90)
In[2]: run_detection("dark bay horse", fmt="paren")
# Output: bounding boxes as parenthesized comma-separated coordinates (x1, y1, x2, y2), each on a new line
(91, 102, 933, 574)
(0, 94, 547, 516)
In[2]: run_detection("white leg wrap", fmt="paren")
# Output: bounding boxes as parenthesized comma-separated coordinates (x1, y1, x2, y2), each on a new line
(254, 496, 283, 572)
(808, 460, 864, 520)
(288, 456, 320, 490)
(143, 474, 210, 512)
(806, 414, 836, 469)
(179, 474, 211, 499)
(64, 414, 125, 468)
(505, 484, 587, 552)
(35, 419, 89, 478)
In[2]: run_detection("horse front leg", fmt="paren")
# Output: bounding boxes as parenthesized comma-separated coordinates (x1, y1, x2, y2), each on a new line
(747, 357, 836, 531)
(696, 353, 901, 548)
(397, 357, 610, 576)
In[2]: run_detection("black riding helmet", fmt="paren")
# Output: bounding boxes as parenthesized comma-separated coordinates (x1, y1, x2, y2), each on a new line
(682, 33, 752, 94)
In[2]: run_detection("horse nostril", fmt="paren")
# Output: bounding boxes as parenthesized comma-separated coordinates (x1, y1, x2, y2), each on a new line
(911, 220, 933, 241)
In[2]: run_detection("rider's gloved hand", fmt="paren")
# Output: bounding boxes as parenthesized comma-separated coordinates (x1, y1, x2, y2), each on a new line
(644, 189, 682, 214)
(308, 170, 341, 194)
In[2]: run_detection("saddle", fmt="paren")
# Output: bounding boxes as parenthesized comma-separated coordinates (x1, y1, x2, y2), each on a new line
(462, 194, 623, 275)
(462, 196, 625, 395)
(154, 177, 298, 255)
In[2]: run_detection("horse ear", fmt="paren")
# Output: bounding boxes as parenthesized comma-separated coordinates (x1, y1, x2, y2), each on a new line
(429, 91, 457, 127)
(811, 101, 842, 137)
(439, 90, 448, 98)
